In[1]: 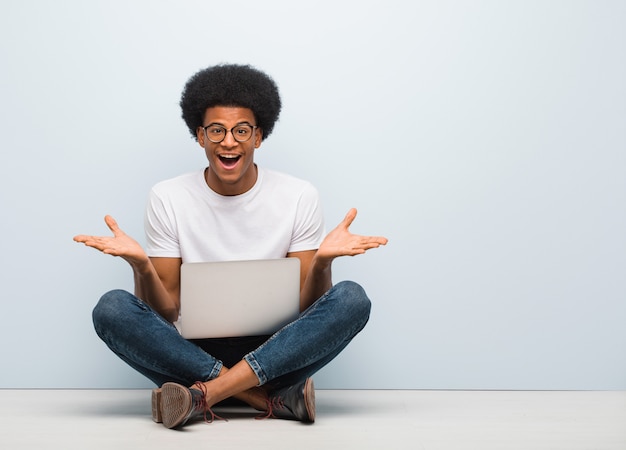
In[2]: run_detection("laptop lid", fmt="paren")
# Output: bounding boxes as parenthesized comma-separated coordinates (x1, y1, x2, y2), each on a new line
(178, 258, 301, 339)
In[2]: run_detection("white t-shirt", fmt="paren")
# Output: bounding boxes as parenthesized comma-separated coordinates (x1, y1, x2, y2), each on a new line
(144, 167, 325, 262)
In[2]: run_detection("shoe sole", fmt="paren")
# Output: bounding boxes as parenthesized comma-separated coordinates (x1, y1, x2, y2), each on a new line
(161, 382, 193, 429)
(303, 378, 316, 423)
(151, 388, 162, 423)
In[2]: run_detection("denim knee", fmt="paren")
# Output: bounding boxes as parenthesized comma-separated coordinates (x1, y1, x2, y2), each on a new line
(92, 289, 135, 336)
(331, 280, 372, 331)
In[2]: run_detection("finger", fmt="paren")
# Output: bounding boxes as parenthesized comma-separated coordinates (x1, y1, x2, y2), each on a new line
(340, 208, 358, 229)
(104, 215, 123, 236)
(74, 235, 105, 245)
(352, 236, 388, 253)
(74, 236, 108, 251)
(370, 236, 388, 246)
(357, 235, 388, 246)
(356, 242, 382, 252)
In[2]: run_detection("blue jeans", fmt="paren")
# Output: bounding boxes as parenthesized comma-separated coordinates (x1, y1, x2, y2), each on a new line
(92, 281, 371, 390)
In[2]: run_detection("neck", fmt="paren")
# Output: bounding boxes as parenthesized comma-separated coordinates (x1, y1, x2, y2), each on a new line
(204, 165, 258, 196)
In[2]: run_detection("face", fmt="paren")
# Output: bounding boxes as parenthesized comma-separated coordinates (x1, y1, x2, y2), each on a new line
(197, 106, 263, 196)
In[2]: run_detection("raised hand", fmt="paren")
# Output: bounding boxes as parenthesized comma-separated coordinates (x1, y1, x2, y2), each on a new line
(73, 215, 149, 267)
(316, 208, 388, 262)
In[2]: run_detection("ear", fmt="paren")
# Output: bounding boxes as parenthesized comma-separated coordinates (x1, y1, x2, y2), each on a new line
(196, 127, 205, 147)
(254, 128, 263, 148)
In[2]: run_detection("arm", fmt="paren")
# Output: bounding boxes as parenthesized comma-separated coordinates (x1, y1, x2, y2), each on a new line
(288, 208, 388, 311)
(74, 215, 181, 323)
(286, 249, 329, 312)
(136, 256, 182, 323)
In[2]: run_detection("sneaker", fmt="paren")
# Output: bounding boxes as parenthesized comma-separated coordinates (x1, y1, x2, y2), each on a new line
(160, 382, 211, 429)
(151, 388, 162, 423)
(265, 378, 315, 423)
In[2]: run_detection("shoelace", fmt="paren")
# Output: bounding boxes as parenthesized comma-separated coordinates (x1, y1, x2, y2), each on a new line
(192, 382, 227, 423)
(256, 396, 285, 420)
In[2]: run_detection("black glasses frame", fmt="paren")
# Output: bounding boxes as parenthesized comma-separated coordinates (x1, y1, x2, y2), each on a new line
(202, 124, 258, 143)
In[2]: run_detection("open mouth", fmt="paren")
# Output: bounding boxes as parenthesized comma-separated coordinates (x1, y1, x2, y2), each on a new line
(218, 154, 241, 169)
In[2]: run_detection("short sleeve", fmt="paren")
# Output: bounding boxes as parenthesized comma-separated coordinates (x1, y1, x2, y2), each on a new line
(289, 183, 325, 253)
(144, 187, 181, 258)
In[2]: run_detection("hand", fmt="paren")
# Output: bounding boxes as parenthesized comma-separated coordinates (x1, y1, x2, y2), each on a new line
(73, 215, 149, 268)
(316, 208, 388, 262)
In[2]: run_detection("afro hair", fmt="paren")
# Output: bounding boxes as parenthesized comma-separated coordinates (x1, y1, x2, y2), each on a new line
(180, 64, 282, 141)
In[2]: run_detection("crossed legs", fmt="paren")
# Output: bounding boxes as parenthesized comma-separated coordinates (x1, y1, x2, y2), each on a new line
(93, 281, 371, 427)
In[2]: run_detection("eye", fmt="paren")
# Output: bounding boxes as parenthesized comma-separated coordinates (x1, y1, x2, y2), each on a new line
(207, 126, 225, 136)
(234, 126, 251, 136)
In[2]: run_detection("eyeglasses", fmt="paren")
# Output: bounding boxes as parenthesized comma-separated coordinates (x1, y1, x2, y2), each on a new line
(202, 123, 258, 143)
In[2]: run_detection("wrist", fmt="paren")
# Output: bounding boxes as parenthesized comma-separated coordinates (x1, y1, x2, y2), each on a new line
(130, 256, 152, 275)
(312, 253, 333, 271)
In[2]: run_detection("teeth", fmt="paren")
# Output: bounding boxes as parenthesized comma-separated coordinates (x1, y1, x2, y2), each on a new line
(220, 155, 239, 159)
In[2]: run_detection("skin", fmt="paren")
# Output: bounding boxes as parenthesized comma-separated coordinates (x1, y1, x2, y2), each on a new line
(199, 106, 262, 196)
(74, 106, 388, 411)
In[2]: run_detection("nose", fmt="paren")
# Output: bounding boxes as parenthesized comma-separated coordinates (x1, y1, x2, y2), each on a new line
(220, 129, 238, 147)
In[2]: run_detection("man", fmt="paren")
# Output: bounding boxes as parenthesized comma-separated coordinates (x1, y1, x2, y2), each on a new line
(74, 64, 388, 429)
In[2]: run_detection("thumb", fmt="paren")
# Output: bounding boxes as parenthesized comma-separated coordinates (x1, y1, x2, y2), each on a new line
(104, 215, 123, 236)
(340, 208, 358, 229)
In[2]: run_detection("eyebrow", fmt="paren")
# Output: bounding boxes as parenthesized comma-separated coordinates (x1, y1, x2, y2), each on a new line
(204, 121, 254, 127)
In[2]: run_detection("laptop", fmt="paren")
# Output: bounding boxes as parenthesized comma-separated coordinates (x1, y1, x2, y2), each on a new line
(178, 258, 301, 339)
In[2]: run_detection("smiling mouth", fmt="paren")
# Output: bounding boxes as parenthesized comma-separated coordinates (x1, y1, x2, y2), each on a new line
(218, 154, 241, 169)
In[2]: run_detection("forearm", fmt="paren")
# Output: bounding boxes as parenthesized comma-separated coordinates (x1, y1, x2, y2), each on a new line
(299, 255, 333, 311)
(132, 259, 179, 323)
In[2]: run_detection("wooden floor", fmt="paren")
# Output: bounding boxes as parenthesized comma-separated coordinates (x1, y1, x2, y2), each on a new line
(0, 389, 624, 449)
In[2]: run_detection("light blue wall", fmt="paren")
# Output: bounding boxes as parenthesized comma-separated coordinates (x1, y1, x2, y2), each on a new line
(1, 0, 624, 390)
